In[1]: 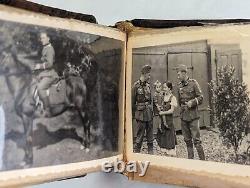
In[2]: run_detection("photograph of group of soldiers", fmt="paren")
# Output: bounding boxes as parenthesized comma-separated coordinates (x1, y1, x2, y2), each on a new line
(131, 41, 250, 164)
(0, 19, 123, 170)
(132, 64, 205, 160)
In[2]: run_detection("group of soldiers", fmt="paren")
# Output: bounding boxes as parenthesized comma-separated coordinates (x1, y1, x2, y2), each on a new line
(132, 64, 205, 160)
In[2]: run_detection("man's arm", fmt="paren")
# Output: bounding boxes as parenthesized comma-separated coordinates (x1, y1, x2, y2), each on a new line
(177, 86, 181, 107)
(188, 80, 203, 108)
(34, 46, 55, 70)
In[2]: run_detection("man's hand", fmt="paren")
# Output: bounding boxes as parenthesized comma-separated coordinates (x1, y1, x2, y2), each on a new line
(185, 101, 193, 108)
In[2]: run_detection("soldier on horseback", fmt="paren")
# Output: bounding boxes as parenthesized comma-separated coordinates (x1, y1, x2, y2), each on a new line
(34, 32, 58, 115)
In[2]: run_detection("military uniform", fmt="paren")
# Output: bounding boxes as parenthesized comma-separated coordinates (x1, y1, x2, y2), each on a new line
(37, 43, 58, 90)
(177, 68, 205, 160)
(132, 65, 153, 154)
(36, 43, 58, 111)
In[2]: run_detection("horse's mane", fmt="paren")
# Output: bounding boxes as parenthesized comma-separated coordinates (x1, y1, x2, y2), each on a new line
(12, 54, 32, 75)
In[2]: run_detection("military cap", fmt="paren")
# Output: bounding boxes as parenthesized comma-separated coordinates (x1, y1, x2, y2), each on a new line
(141, 65, 151, 74)
(177, 64, 188, 72)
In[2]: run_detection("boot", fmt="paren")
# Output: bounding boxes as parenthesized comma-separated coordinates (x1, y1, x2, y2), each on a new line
(187, 146, 194, 159)
(195, 144, 205, 160)
(186, 142, 194, 159)
(147, 143, 154, 154)
(39, 91, 51, 117)
(134, 142, 142, 153)
(43, 95, 51, 117)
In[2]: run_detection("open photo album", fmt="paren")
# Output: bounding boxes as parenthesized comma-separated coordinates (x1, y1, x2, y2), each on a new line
(0, 1, 250, 187)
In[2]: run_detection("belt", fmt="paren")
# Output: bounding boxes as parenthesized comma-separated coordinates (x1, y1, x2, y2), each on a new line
(44, 67, 54, 71)
(180, 103, 188, 107)
(137, 102, 150, 105)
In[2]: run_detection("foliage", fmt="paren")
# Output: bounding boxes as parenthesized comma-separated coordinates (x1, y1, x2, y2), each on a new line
(210, 65, 250, 162)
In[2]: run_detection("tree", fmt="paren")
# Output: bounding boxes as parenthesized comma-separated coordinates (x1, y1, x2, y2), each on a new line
(210, 65, 250, 162)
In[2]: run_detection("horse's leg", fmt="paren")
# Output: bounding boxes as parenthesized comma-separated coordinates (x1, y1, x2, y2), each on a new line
(18, 99, 35, 167)
(66, 77, 90, 151)
(21, 114, 33, 167)
(78, 110, 90, 152)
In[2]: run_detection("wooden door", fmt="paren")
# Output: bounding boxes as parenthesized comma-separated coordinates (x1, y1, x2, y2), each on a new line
(132, 41, 211, 132)
(132, 52, 167, 85)
(214, 46, 242, 81)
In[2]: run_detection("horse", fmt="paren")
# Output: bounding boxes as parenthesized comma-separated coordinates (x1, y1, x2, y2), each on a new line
(0, 49, 95, 168)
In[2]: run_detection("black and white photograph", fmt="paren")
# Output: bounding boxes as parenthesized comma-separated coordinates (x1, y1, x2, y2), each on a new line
(0, 19, 124, 171)
(131, 38, 250, 165)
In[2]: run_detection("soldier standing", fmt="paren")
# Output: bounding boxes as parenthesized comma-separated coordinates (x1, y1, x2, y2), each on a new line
(132, 65, 154, 154)
(176, 64, 205, 160)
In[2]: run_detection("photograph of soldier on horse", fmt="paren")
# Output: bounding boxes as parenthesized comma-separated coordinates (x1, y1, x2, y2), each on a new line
(0, 31, 94, 168)
(0, 20, 122, 170)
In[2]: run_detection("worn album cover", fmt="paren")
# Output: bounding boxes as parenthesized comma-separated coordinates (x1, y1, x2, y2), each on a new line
(2, 1, 250, 188)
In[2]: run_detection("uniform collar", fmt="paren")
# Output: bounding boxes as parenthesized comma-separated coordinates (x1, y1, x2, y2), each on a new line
(181, 77, 190, 86)
(43, 43, 51, 48)
(139, 79, 148, 86)
(163, 91, 172, 96)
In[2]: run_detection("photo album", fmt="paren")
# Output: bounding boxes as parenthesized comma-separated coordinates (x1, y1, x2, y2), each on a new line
(0, 1, 250, 187)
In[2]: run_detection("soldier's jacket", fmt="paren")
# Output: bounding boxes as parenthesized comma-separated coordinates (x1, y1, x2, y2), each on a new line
(38, 43, 58, 78)
(177, 78, 203, 122)
(132, 80, 153, 122)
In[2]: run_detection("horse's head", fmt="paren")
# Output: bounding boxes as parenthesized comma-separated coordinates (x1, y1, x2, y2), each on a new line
(63, 45, 98, 91)
(0, 48, 33, 77)
(0, 51, 13, 76)
(79, 46, 98, 91)
(0, 47, 33, 96)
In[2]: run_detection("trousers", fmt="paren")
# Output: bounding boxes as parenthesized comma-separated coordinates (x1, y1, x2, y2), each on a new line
(134, 120, 154, 154)
(181, 119, 205, 160)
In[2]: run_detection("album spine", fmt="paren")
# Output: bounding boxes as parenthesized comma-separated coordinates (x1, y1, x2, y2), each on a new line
(0, 0, 97, 23)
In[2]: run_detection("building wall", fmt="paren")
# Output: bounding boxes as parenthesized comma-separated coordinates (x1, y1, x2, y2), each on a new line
(132, 38, 246, 130)
(132, 41, 211, 130)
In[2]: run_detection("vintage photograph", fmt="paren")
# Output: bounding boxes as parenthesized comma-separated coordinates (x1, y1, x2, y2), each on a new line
(0, 19, 123, 171)
(131, 39, 250, 165)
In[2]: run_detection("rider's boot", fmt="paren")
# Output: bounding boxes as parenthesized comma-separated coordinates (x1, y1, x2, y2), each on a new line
(43, 95, 51, 117)
(39, 91, 51, 117)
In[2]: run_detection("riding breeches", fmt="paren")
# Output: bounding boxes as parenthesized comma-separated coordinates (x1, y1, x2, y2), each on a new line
(37, 77, 56, 91)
